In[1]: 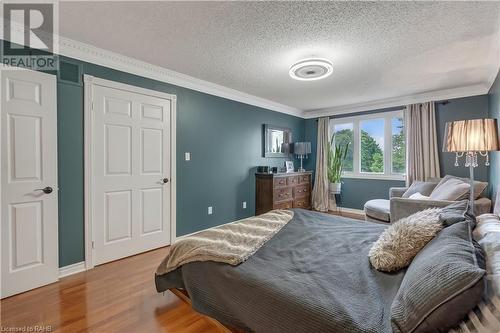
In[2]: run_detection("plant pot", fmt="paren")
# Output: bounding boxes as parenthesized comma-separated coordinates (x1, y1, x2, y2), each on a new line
(329, 182, 341, 194)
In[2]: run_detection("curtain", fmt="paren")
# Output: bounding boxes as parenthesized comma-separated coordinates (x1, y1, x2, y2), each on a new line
(312, 117, 330, 211)
(405, 102, 441, 185)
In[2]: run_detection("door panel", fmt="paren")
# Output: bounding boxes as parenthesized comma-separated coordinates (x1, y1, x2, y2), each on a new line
(105, 124, 132, 175)
(141, 188, 163, 235)
(141, 128, 162, 174)
(8, 114, 42, 181)
(92, 84, 171, 265)
(1, 69, 58, 298)
(105, 190, 132, 243)
(10, 201, 43, 269)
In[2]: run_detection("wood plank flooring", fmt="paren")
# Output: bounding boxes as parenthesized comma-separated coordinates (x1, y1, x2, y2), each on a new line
(0, 247, 224, 333)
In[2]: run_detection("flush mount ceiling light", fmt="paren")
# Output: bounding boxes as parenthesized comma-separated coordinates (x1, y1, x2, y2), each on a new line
(289, 58, 333, 81)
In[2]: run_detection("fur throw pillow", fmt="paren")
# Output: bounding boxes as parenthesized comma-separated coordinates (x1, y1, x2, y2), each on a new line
(369, 208, 443, 272)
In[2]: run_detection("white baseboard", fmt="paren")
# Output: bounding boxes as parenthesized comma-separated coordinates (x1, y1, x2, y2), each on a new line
(333, 207, 365, 215)
(59, 261, 86, 278)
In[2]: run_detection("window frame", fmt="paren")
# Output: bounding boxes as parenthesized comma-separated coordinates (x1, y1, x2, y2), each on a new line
(330, 110, 405, 181)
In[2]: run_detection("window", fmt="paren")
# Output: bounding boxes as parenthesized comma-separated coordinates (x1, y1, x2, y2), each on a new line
(391, 117, 405, 174)
(333, 123, 354, 172)
(360, 118, 384, 173)
(330, 111, 405, 180)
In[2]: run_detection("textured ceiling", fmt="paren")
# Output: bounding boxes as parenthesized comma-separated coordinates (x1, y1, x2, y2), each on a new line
(59, 1, 500, 113)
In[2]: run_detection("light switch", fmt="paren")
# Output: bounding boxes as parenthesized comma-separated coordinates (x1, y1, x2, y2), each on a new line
(185, 152, 191, 161)
(242, 201, 247, 209)
(208, 206, 213, 215)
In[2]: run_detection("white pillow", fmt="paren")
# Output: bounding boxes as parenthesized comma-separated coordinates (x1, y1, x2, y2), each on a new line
(457, 213, 500, 333)
(408, 192, 430, 200)
(474, 213, 500, 294)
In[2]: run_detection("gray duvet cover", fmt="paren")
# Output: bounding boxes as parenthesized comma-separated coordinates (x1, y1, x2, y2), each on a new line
(155, 209, 406, 333)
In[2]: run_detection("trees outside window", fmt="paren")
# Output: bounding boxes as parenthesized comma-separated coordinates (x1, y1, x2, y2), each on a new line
(360, 118, 384, 173)
(333, 124, 354, 172)
(392, 117, 405, 174)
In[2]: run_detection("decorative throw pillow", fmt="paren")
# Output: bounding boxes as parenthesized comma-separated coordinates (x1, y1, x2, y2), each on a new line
(391, 221, 486, 333)
(429, 176, 471, 201)
(402, 181, 439, 198)
(368, 208, 443, 272)
(450, 175, 488, 199)
(408, 192, 430, 200)
(439, 200, 469, 227)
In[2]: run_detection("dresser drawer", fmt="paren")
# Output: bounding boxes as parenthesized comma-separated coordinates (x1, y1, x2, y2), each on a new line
(298, 174, 310, 184)
(273, 200, 293, 210)
(293, 184, 309, 198)
(274, 187, 292, 202)
(293, 196, 310, 209)
(287, 176, 299, 186)
(273, 177, 287, 188)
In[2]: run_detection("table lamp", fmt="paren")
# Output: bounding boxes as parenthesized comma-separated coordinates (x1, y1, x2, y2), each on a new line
(294, 142, 311, 172)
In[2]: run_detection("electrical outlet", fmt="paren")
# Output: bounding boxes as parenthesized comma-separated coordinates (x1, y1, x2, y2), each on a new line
(242, 201, 247, 209)
(185, 152, 191, 161)
(208, 206, 213, 215)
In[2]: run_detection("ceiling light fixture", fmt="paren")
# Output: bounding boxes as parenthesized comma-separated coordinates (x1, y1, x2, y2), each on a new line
(289, 58, 333, 81)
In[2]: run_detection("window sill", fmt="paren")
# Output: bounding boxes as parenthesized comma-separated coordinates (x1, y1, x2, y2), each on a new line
(341, 174, 405, 181)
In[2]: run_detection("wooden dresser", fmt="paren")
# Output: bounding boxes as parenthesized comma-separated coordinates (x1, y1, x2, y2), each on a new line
(255, 171, 313, 215)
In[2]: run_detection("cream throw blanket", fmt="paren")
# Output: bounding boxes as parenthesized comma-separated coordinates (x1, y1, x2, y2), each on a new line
(156, 210, 294, 275)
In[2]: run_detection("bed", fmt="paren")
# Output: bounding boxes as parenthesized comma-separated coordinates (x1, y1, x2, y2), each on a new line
(155, 208, 487, 333)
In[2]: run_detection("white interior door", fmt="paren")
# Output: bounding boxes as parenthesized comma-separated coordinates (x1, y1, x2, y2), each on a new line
(1, 69, 58, 298)
(91, 81, 172, 265)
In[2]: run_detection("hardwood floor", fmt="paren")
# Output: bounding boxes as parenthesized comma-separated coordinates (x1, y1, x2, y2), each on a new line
(0, 247, 224, 333)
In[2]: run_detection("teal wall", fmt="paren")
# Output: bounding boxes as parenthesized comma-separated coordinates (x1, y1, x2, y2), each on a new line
(61, 57, 304, 266)
(489, 70, 500, 204)
(2, 41, 305, 267)
(304, 95, 491, 210)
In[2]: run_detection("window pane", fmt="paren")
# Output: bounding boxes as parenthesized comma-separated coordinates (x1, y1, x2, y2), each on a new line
(333, 123, 353, 172)
(360, 118, 384, 173)
(392, 117, 406, 174)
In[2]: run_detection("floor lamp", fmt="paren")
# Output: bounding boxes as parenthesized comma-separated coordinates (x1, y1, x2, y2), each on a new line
(443, 119, 500, 213)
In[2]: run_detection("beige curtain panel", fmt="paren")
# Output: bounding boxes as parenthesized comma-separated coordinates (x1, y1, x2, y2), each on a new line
(312, 117, 330, 212)
(405, 102, 441, 185)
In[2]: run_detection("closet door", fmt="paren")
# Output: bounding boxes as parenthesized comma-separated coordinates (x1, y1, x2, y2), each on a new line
(91, 82, 172, 265)
(1, 69, 58, 298)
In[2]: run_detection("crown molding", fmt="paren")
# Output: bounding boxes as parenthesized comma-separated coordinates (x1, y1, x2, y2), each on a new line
(1, 19, 303, 117)
(57, 37, 304, 117)
(303, 83, 490, 119)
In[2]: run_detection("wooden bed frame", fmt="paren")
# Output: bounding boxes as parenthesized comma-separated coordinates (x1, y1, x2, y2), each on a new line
(170, 288, 244, 333)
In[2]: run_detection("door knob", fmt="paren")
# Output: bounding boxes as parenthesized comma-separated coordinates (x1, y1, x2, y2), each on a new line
(162, 178, 169, 184)
(35, 186, 53, 194)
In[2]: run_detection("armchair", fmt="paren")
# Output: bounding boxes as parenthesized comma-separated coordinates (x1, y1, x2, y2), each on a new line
(364, 184, 491, 224)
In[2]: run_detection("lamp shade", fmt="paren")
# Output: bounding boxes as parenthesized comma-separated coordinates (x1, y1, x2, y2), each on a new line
(443, 118, 500, 152)
(294, 142, 311, 155)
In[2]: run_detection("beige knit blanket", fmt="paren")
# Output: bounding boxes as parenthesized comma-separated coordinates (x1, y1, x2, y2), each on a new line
(156, 209, 294, 275)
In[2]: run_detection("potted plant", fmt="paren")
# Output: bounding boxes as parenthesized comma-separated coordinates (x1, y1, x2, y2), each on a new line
(327, 135, 349, 194)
